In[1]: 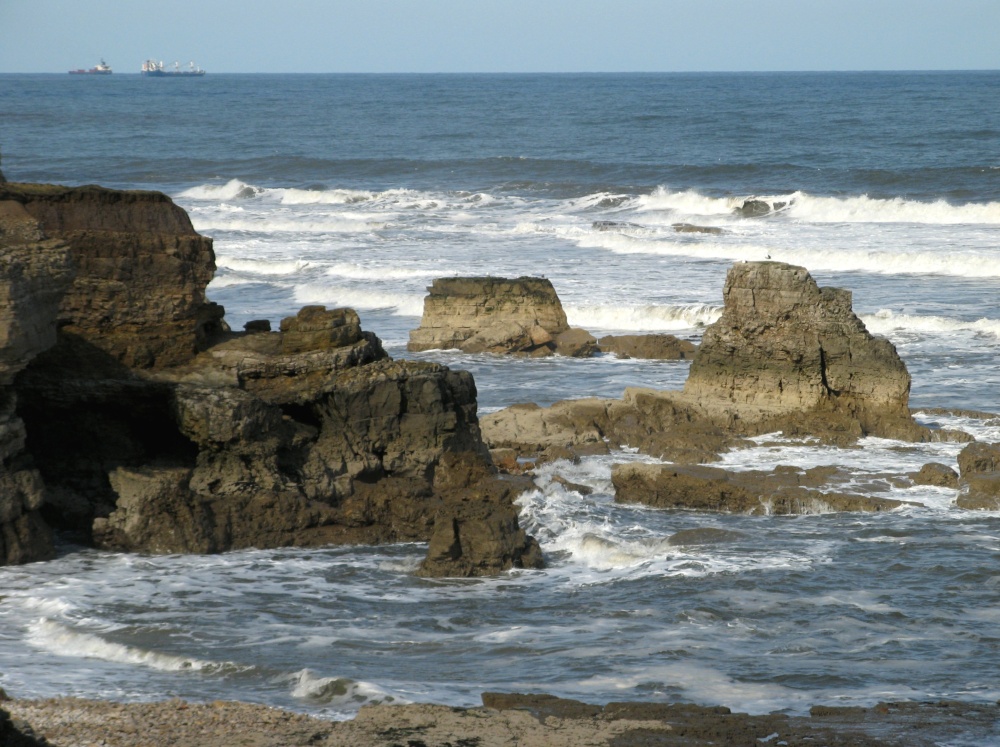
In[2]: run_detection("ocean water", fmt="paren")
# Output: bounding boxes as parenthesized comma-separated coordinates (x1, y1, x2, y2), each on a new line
(2, 72, 1000, 727)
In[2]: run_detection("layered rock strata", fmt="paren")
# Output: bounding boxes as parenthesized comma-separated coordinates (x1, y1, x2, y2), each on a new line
(0, 199, 73, 564)
(3, 181, 540, 575)
(408, 276, 597, 357)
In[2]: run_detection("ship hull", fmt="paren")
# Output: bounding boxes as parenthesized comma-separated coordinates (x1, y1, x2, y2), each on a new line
(142, 70, 206, 77)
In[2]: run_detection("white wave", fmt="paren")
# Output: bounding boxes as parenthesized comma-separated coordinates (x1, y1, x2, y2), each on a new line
(216, 257, 311, 275)
(862, 309, 1000, 340)
(789, 193, 1000, 224)
(293, 283, 425, 316)
(566, 302, 721, 331)
(284, 668, 400, 706)
(27, 619, 231, 673)
(192, 216, 384, 233)
(636, 187, 736, 217)
(325, 263, 440, 281)
(273, 187, 375, 205)
(579, 232, 1000, 279)
(177, 179, 263, 201)
(637, 186, 1000, 225)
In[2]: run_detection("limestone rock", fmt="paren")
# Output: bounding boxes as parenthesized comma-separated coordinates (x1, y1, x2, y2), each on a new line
(683, 261, 926, 442)
(6, 182, 539, 574)
(597, 333, 697, 360)
(0, 201, 73, 565)
(612, 462, 908, 514)
(1, 182, 220, 369)
(419, 471, 543, 578)
(910, 462, 959, 489)
(956, 442, 1000, 509)
(673, 222, 724, 234)
(553, 327, 598, 358)
(667, 527, 747, 546)
(407, 276, 571, 355)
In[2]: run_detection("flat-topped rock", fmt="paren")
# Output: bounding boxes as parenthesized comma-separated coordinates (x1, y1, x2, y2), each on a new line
(408, 276, 594, 357)
(612, 462, 909, 515)
(597, 333, 696, 360)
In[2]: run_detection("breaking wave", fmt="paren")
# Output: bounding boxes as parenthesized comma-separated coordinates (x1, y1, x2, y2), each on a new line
(636, 186, 1000, 224)
(27, 619, 245, 674)
(293, 284, 426, 316)
(565, 303, 722, 331)
(282, 669, 400, 706)
(862, 309, 1000, 340)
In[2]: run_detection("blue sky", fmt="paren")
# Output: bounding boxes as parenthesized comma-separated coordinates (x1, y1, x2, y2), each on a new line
(2, 0, 998, 73)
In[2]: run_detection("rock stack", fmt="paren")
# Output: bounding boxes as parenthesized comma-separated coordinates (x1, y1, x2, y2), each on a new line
(0, 180, 541, 576)
(481, 261, 939, 468)
(683, 261, 924, 441)
(408, 276, 597, 357)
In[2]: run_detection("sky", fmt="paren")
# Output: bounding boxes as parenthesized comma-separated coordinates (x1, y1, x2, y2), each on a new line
(1, 0, 998, 74)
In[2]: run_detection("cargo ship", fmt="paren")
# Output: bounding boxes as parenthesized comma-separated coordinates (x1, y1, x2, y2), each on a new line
(69, 59, 112, 75)
(141, 59, 206, 77)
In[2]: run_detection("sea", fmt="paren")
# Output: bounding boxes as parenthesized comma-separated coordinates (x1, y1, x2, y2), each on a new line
(2, 72, 1000, 732)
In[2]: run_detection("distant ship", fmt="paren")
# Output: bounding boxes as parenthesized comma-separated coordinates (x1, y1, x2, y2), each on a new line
(69, 59, 112, 75)
(141, 59, 206, 77)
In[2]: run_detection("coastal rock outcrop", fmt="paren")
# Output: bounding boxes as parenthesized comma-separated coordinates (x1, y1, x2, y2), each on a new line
(482, 262, 934, 467)
(407, 276, 596, 357)
(2, 180, 541, 575)
(682, 261, 925, 441)
(611, 462, 908, 514)
(0, 198, 73, 564)
(956, 442, 1000, 509)
(597, 333, 696, 360)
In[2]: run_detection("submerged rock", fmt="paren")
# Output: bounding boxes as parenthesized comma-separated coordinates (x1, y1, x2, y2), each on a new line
(612, 462, 909, 515)
(910, 462, 959, 489)
(597, 333, 696, 360)
(672, 222, 724, 234)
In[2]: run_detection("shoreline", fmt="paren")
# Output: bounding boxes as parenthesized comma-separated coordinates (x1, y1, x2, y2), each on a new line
(6, 692, 1000, 746)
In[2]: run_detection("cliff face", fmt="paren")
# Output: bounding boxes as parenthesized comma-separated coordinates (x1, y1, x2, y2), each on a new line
(4, 184, 221, 369)
(0, 198, 73, 563)
(2, 181, 540, 575)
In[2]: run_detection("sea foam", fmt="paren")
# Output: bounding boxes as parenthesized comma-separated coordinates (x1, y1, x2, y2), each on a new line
(27, 619, 239, 674)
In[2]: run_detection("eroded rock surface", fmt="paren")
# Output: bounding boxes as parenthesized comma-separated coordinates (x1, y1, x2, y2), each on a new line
(0, 199, 73, 564)
(597, 333, 696, 360)
(956, 442, 1000, 509)
(3, 181, 540, 575)
(407, 276, 595, 357)
(612, 462, 908, 515)
(483, 262, 938, 468)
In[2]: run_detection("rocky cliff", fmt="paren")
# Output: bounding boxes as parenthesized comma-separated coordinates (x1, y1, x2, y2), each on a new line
(1, 180, 540, 575)
(0, 198, 73, 564)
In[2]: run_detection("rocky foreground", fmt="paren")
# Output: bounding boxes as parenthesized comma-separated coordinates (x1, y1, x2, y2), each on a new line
(5, 693, 1000, 747)
(0, 176, 543, 576)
